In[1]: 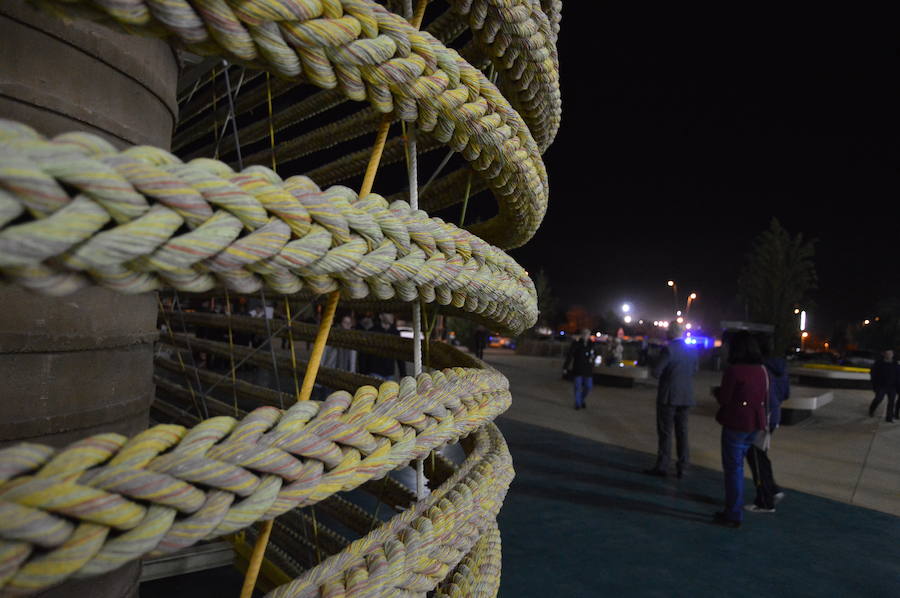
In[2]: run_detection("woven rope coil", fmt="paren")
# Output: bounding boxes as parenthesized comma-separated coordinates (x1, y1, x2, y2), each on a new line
(433, 519, 501, 598)
(265, 423, 512, 598)
(31, 0, 551, 248)
(0, 120, 537, 333)
(0, 369, 510, 594)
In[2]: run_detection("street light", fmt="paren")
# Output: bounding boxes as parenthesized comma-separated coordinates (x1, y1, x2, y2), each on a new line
(686, 292, 697, 315)
(624, 315, 633, 324)
(621, 303, 631, 314)
(667, 280, 678, 314)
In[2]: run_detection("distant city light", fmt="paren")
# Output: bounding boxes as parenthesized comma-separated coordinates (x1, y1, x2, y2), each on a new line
(676, 310, 682, 316)
(801, 331, 809, 338)
(624, 315, 633, 324)
(864, 319, 870, 325)
(685, 323, 692, 330)
(653, 321, 659, 326)
(667, 280, 675, 287)
(638, 320, 644, 325)
(676, 317, 684, 324)
(800, 310, 807, 331)
(794, 308, 801, 314)
(689, 292, 697, 300)
(622, 303, 631, 313)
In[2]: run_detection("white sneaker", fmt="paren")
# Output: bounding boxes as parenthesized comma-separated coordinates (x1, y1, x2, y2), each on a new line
(744, 504, 776, 513)
(774, 492, 785, 504)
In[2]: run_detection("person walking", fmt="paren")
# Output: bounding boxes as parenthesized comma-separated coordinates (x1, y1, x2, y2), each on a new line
(645, 321, 698, 478)
(473, 325, 488, 360)
(868, 349, 897, 422)
(712, 331, 769, 528)
(745, 342, 789, 512)
(563, 328, 597, 410)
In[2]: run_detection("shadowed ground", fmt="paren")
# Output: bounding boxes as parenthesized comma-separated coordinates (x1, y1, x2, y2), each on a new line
(496, 417, 900, 597)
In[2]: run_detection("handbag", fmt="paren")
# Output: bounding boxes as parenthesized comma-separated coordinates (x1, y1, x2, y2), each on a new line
(753, 364, 772, 451)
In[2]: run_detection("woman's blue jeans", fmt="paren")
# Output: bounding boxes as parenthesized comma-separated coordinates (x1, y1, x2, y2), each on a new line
(573, 375, 593, 408)
(721, 427, 758, 522)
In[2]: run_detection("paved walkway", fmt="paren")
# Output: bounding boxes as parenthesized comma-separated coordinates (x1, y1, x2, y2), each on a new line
(484, 349, 900, 517)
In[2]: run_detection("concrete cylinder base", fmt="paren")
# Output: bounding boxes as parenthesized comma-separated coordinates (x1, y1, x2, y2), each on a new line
(0, 2, 178, 596)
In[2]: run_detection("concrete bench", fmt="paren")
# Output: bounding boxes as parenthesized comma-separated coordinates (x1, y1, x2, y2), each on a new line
(781, 388, 834, 425)
(789, 365, 870, 389)
(593, 365, 649, 387)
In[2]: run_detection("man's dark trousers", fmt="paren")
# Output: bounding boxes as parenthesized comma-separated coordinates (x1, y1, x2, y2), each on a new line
(656, 403, 689, 471)
(869, 388, 897, 421)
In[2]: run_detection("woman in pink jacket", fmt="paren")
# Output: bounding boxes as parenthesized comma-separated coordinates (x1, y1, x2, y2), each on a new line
(713, 331, 769, 528)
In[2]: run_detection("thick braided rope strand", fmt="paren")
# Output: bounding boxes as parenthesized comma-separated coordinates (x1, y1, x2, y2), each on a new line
(0, 368, 509, 594)
(433, 520, 502, 598)
(178, 0, 562, 160)
(264, 423, 512, 598)
(447, 0, 561, 151)
(0, 121, 538, 334)
(31, 0, 550, 249)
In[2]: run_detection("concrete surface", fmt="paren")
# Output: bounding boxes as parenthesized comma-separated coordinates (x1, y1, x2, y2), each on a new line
(481, 348, 900, 517)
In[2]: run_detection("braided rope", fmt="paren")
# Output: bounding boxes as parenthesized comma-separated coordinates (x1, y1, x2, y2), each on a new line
(0, 121, 537, 333)
(265, 423, 512, 597)
(32, 0, 551, 248)
(434, 519, 502, 598)
(0, 365, 509, 594)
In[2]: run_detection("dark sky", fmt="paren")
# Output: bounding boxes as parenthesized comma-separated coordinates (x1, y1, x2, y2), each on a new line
(505, 19, 893, 338)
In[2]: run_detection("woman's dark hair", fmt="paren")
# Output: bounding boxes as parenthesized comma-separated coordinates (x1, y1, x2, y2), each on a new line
(729, 331, 763, 365)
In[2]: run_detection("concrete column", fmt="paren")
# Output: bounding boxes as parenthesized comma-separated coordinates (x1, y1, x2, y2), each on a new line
(0, 2, 179, 596)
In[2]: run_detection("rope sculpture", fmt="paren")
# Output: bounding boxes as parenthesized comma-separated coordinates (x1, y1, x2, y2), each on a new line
(0, 121, 537, 334)
(0, 0, 566, 595)
(32, 0, 552, 249)
(0, 372, 510, 594)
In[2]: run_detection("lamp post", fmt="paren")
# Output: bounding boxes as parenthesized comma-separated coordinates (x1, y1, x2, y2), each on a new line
(667, 280, 678, 315)
(685, 292, 697, 315)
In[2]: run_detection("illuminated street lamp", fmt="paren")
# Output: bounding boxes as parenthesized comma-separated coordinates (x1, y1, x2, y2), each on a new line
(621, 303, 631, 314)
(686, 292, 697, 315)
(667, 280, 679, 314)
(624, 315, 633, 324)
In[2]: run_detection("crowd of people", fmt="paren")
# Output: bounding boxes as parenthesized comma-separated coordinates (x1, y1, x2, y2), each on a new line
(562, 324, 790, 529)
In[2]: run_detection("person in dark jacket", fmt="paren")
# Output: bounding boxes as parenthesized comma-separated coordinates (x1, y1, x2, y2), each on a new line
(563, 328, 596, 410)
(359, 313, 407, 381)
(645, 322, 698, 478)
(868, 349, 897, 422)
(713, 331, 769, 528)
(745, 343, 790, 512)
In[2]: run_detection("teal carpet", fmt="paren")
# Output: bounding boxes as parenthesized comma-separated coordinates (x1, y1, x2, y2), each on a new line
(495, 417, 900, 597)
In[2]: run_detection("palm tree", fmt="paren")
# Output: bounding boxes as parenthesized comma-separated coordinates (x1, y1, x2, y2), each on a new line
(737, 218, 817, 355)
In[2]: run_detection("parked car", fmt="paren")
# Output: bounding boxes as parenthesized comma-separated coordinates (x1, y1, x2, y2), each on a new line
(840, 350, 877, 368)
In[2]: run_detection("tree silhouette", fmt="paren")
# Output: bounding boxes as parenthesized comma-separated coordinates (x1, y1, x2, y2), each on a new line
(534, 268, 558, 329)
(737, 218, 817, 354)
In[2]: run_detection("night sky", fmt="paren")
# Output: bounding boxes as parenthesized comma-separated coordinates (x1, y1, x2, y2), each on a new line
(503, 19, 892, 338)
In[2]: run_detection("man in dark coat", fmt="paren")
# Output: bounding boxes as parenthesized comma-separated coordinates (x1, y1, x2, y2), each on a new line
(646, 322, 698, 478)
(563, 328, 597, 410)
(746, 351, 790, 511)
(868, 349, 897, 422)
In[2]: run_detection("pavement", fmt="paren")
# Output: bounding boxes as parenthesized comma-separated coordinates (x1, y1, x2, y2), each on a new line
(142, 347, 900, 597)
(484, 348, 900, 517)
